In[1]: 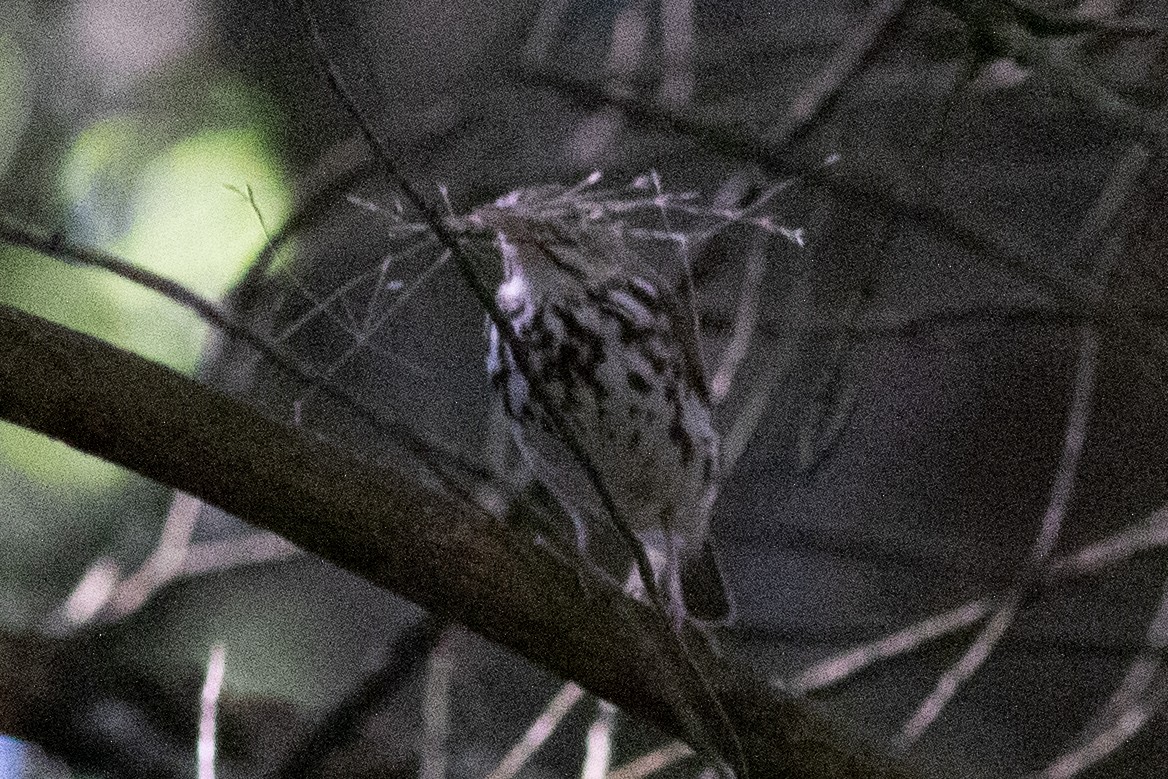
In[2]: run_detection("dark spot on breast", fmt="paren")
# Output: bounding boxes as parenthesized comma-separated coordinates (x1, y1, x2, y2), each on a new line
(645, 347, 668, 374)
(616, 320, 640, 346)
(627, 371, 651, 394)
(548, 304, 608, 402)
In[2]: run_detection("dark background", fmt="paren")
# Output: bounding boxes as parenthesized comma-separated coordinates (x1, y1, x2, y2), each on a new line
(1, 0, 1167, 777)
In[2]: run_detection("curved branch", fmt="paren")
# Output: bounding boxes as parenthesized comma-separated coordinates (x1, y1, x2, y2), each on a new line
(0, 303, 922, 779)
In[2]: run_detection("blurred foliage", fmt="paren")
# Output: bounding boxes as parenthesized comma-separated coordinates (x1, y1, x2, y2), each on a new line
(0, 38, 292, 689)
(0, 75, 290, 493)
(0, 33, 31, 179)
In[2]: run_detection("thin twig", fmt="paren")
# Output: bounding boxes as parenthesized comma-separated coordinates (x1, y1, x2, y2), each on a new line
(420, 629, 456, 779)
(790, 598, 995, 695)
(605, 0, 649, 81)
(608, 741, 695, 779)
(108, 492, 202, 618)
(710, 234, 767, 403)
(50, 492, 200, 630)
(273, 617, 447, 779)
(289, 3, 743, 769)
(581, 700, 619, 779)
(765, 0, 908, 148)
(1049, 505, 1168, 579)
(719, 340, 796, 473)
(52, 493, 302, 630)
(1035, 503, 1168, 776)
(197, 643, 227, 779)
(0, 214, 490, 492)
(289, 248, 452, 406)
(901, 328, 1099, 742)
(646, 169, 705, 390)
(485, 683, 586, 779)
(1067, 580, 1168, 744)
(900, 600, 1021, 743)
(180, 533, 301, 576)
(53, 556, 120, 629)
(793, 500, 1168, 695)
(796, 281, 868, 482)
(1035, 668, 1168, 779)
(232, 160, 377, 298)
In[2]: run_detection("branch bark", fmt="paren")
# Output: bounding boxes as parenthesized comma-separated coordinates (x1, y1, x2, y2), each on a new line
(0, 303, 921, 779)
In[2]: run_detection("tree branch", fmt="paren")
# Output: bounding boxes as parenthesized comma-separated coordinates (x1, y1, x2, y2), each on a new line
(0, 303, 924, 778)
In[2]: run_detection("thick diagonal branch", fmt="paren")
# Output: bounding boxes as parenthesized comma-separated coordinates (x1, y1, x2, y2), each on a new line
(0, 303, 920, 779)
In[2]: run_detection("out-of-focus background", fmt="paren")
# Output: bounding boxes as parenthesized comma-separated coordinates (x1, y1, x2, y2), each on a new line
(2, 0, 1167, 776)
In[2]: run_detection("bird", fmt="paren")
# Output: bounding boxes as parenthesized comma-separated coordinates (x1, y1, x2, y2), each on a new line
(471, 184, 731, 626)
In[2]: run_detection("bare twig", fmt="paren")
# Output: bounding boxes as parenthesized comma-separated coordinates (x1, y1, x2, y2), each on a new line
(274, 617, 447, 779)
(1049, 505, 1168, 579)
(54, 556, 120, 628)
(608, 741, 695, 779)
(1080, 581, 1168, 719)
(581, 700, 619, 779)
(420, 629, 457, 779)
(790, 598, 995, 695)
(50, 492, 199, 630)
(796, 282, 868, 481)
(0, 214, 490, 492)
(486, 683, 586, 779)
(107, 492, 201, 618)
(232, 158, 376, 297)
(197, 644, 227, 779)
(1025, 45, 1168, 779)
(1035, 668, 1168, 779)
(720, 340, 797, 473)
(1064, 142, 1152, 289)
(0, 301, 924, 779)
(902, 328, 1099, 742)
(793, 500, 1168, 695)
(901, 600, 1022, 743)
(1035, 553, 1168, 777)
(180, 533, 301, 577)
(286, 248, 453, 408)
(765, 0, 908, 148)
(51, 494, 302, 631)
(710, 235, 768, 403)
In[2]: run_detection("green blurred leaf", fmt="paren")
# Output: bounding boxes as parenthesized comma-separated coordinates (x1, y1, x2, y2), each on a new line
(0, 32, 30, 178)
(2, 79, 290, 489)
(121, 127, 288, 300)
